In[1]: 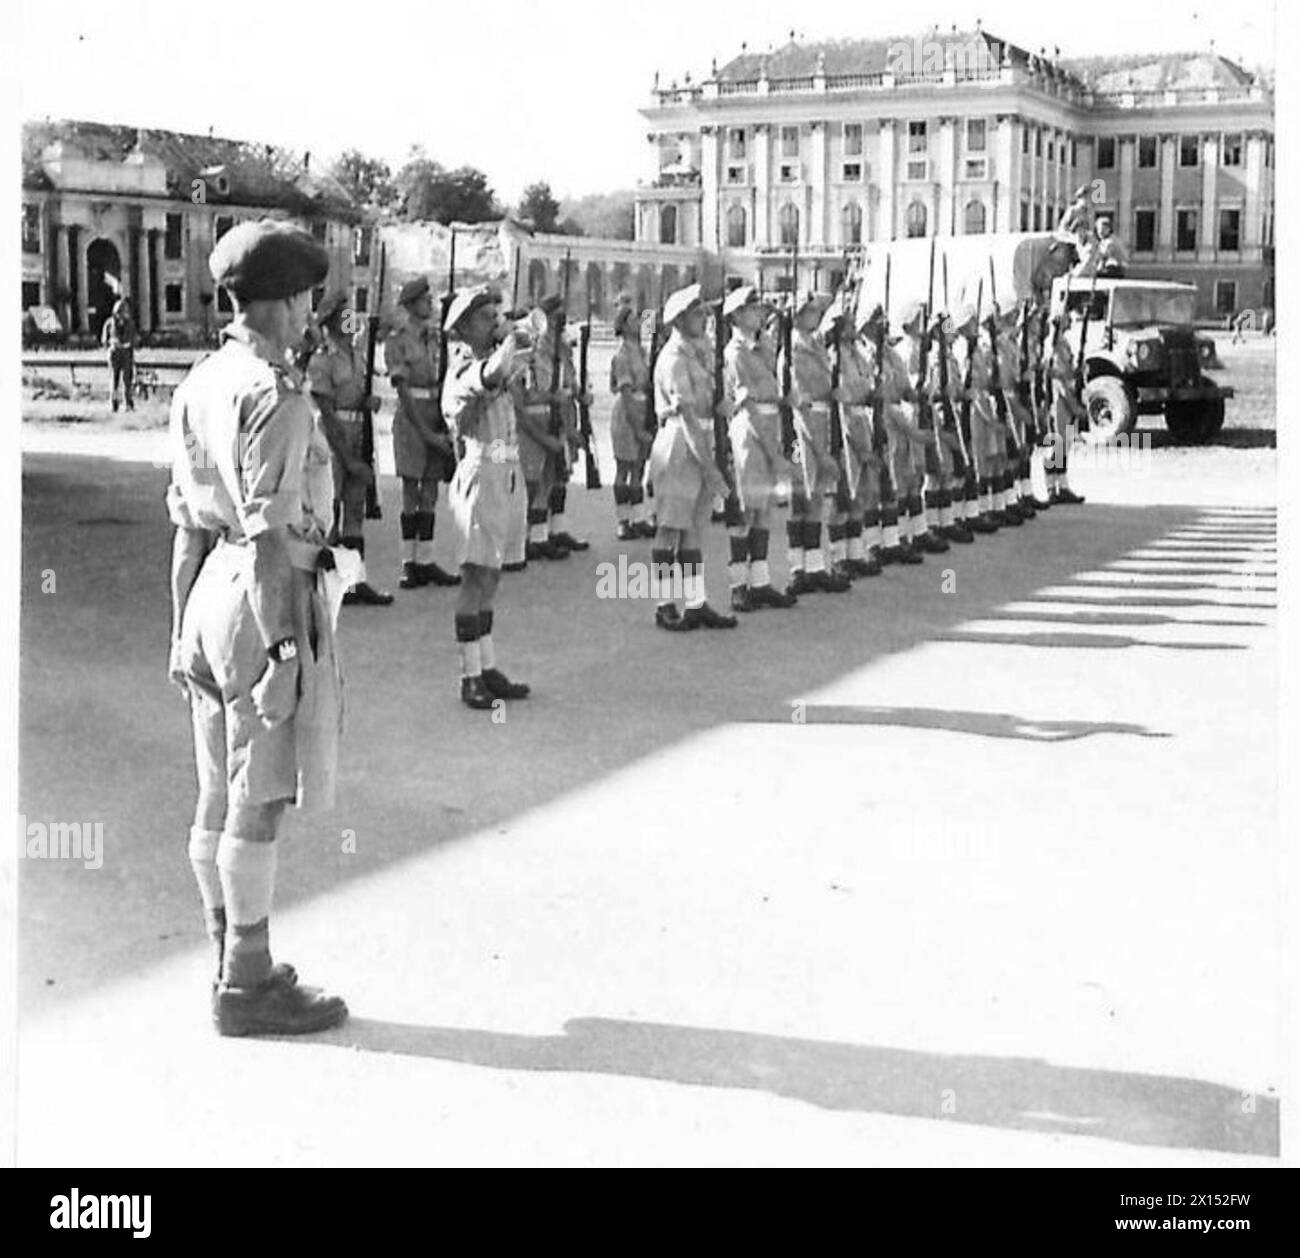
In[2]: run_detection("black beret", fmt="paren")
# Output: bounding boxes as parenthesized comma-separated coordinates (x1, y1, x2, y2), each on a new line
(208, 220, 330, 302)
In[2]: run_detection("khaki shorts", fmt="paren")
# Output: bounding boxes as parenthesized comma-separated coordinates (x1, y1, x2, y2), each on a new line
(179, 545, 341, 810)
(450, 453, 527, 570)
(393, 398, 453, 482)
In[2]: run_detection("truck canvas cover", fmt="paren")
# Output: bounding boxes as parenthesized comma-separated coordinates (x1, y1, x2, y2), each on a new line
(850, 232, 1061, 324)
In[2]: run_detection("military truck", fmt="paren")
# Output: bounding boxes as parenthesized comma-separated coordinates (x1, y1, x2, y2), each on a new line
(1049, 277, 1233, 445)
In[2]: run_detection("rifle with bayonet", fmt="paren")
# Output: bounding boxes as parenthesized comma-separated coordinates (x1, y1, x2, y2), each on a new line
(576, 287, 601, 489)
(960, 275, 983, 482)
(778, 242, 799, 464)
(985, 256, 1021, 462)
(828, 253, 859, 514)
(915, 236, 942, 480)
(644, 306, 662, 498)
(869, 253, 896, 506)
(711, 299, 742, 526)
(935, 249, 974, 491)
(360, 243, 386, 519)
(435, 226, 458, 478)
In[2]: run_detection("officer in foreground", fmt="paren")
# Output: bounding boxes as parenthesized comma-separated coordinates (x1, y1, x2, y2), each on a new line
(166, 220, 349, 1037)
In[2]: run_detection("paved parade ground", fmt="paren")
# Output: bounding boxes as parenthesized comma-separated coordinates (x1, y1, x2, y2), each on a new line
(15, 342, 1279, 1166)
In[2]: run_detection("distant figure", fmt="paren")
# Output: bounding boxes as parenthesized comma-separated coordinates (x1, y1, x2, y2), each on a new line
(101, 297, 137, 411)
(1076, 216, 1128, 278)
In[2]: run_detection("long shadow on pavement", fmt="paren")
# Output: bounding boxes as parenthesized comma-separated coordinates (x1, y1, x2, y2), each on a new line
(324, 1015, 1279, 1157)
(18, 456, 1276, 1009)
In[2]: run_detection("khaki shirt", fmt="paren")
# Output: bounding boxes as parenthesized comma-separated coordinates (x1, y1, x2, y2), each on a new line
(307, 335, 367, 412)
(790, 329, 833, 407)
(610, 339, 650, 394)
(166, 323, 327, 543)
(724, 329, 781, 410)
(383, 314, 439, 389)
(442, 339, 517, 461)
(653, 328, 712, 424)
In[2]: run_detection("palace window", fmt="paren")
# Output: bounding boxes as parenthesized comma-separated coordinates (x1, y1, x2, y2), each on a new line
(1138, 136, 1157, 168)
(904, 201, 927, 238)
(1222, 134, 1243, 167)
(1134, 209, 1156, 252)
(1179, 135, 1199, 167)
(1215, 280, 1237, 316)
(727, 127, 746, 159)
(1096, 137, 1115, 169)
(22, 203, 41, 253)
(841, 162, 863, 182)
(964, 201, 986, 234)
(781, 126, 799, 158)
(660, 204, 678, 245)
(843, 123, 863, 156)
(1218, 208, 1241, 252)
(1035, 127, 1043, 157)
(164, 213, 184, 260)
(1022, 126, 1029, 155)
(1020, 198, 1030, 231)
(908, 120, 927, 153)
(354, 287, 369, 313)
(726, 203, 746, 247)
(1176, 208, 1198, 252)
(23, 280, 41, 308)
(842, 201, 863, 245)
(214, 215, 234, 242)
(779, 203, 800, 246)
(164, 283, 183, 314)
(354, 225, 372, 267)
(966, 119, 986, 152)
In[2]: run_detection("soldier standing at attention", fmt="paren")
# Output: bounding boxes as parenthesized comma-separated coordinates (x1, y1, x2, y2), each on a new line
(516, 295, 572, 562)
(608, 303, 654, 540)
(891, 301, 949, 557)
(542, 295, 591, 554)
(442, 287, 534, 709)
(385, 276, 460, 589)
(786, 292, 852, 593)
(306, 292, 392, 606)
(1044, 314, 1087, 505)
(830, 304, 887, 574)
(166, 220, 348, 1036)
(102, 296, 137, 412)
(649, 283, 737, 631)
(721, 285, 799, 611)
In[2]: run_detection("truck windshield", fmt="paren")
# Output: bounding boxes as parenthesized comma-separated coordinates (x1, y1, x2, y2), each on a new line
(1109, 289, 1197, 326)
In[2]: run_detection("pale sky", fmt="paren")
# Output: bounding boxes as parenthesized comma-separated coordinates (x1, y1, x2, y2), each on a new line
(16, 0, 1276, 203)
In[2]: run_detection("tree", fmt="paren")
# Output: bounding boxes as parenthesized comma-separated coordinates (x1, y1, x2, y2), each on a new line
(557, 190, 636, 241)
(517, 181, 562, 233)
(328, 149, 395, 209)
(394, 147, 500, 224)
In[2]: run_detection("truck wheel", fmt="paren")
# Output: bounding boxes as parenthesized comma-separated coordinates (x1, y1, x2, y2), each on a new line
(1082, 376, 1137, 443)
(1165, 399, 1225, 445)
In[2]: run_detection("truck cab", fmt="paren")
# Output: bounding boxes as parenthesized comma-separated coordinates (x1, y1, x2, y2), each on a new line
(1049, 277, 1233, 444)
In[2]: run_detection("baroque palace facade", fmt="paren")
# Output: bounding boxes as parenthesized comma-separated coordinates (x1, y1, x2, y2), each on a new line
(635, 28, 1275, 316)
(21, 120, 376, 342)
